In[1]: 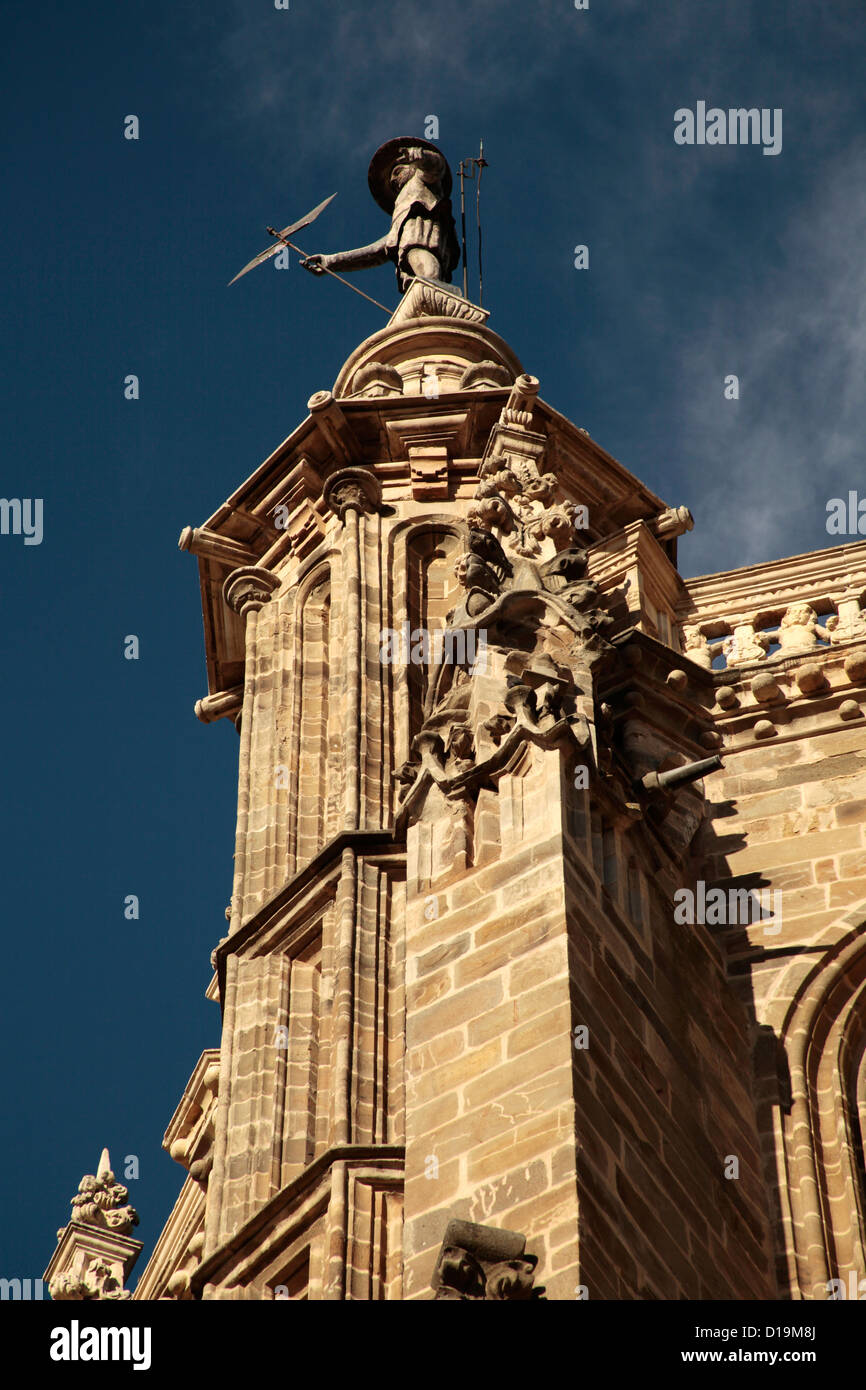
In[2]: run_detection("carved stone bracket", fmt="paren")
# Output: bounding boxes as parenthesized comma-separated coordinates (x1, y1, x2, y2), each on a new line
(432, 1219, 546, 1300)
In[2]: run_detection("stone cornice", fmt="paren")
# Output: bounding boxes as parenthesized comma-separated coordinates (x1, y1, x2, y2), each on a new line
(681, 538, 866, 620)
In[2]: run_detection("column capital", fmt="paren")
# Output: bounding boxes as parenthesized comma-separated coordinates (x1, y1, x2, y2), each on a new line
(323, 466, 383, 522)
(222, 565, 281, 619)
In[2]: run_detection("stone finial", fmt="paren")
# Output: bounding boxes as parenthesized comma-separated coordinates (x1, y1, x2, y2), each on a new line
(45, 1150, 142, 1302)
(65, 1149, 139, 1236)
(432, 1219, 546, 1300)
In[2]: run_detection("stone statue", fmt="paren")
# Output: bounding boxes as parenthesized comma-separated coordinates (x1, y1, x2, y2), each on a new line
(776, 602, 835, 653)
(301, 138, 460, 295)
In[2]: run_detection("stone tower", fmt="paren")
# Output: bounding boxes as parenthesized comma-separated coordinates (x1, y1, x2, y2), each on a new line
(57, 271, 866, 1302)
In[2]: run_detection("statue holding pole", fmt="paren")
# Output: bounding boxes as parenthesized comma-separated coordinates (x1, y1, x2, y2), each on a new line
(301, 138, 460, 295)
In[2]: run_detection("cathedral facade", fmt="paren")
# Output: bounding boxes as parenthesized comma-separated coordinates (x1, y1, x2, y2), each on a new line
(47, 274, 866, 1302)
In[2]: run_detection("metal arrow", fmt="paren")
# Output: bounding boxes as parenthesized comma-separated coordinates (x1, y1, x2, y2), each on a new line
(228, 193, 338, 284)
(228, 191, 391, 315)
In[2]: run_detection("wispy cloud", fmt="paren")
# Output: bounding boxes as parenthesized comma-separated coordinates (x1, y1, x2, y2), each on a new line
(673, 142, 866, 575)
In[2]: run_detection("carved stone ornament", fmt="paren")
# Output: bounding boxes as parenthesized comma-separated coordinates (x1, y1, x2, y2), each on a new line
(395, 373, 622, 828)
(46, 1149, 142, 1302)
(432, 1219, 546, 1300)
(322, 466, 383, 522)
(65, 1151, 139, 1237)
(50, 1261, 131, 1303)
(350, 359, 404, 398)
(651, 505, 694, 541)
(223, 565, 281, 619)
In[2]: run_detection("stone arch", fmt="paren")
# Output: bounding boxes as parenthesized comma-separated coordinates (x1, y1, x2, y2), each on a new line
(777, 908, 866, 1298)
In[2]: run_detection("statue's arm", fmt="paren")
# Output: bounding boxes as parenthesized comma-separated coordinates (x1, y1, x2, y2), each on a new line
(302, 238, 390, 275)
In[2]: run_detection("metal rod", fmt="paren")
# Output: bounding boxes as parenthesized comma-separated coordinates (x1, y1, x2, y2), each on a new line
(459, 162, 469, 298)
(278, 234, 392, 314)
(476, 140, 487, 307)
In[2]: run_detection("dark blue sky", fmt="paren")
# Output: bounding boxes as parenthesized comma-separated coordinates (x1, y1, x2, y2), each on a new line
(1, 0, 864, 1289)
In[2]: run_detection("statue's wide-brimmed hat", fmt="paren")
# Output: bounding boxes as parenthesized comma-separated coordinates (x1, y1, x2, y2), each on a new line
(368, 137, 452, 212)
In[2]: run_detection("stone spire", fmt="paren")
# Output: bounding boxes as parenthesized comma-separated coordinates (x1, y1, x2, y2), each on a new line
(44, 1149, 142, 1301)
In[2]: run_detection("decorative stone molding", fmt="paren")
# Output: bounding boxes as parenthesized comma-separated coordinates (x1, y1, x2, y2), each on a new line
(164, 1050, 220, 1198)
(388, 278, 489, 326)
(322, 466, 383, 521)
(502, 373, 540, 426)
(431, 1219, 546, 1300)
(680, 543, 866, 676)
(385, 410, 470, 461)
(222, 566, 281, 619)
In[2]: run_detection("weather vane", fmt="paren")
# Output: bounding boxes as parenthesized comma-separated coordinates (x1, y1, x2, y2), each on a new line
(229, 137, 488, 310)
